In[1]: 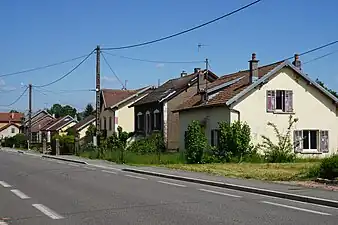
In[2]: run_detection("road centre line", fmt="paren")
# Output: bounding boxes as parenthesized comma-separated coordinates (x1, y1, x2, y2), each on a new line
(261, 201, 331, 216)
(0, 181, 11, 188)
(10, 189, 30, 199)
(125, 174, 148, 180)
(32, 204, 64, 220)
(102, 170, 117, 174)
(199, 188, 242, 198)
(157, 180, 187, 187)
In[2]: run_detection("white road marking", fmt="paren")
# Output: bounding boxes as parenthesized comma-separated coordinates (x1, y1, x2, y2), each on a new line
(261, 201, 331, 216)
(0, 221, 8, 225)
(125, 174, 148, 180)
(102, 170, 117, 174)
(199, 188, 242, 198)
(10, 189, 30, 199)
(157, 181, 187, 187)
(0, 181, 11, 188)
(32, 204, 64, 220)
(84, 166, 96, 170)
(86, 163, 122, 171)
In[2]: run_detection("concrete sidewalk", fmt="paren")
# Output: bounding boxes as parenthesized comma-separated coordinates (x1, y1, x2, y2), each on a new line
(3, 147, 338, 207)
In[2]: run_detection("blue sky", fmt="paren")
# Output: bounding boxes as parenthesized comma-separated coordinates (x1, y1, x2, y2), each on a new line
(0, 0, 337, 112)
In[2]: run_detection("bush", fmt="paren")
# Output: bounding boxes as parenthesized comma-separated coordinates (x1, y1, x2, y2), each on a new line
(260, 115, 297, 163)
(127, 132, 165, 154)
(2, 134, 27, 148)
(185, 120, 207, 164)
(217, 121, 253, 162)
(319, 155, 338, 180)
(53, 134, 75, 155)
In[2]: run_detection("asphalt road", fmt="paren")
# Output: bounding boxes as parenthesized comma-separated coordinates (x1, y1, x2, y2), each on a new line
(0, 151, 337, 225)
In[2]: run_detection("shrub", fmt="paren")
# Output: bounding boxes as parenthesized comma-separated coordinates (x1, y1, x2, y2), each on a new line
(2, 134, 27, 148)
(217, 121, 253, 162)
(127, 132, 165, 154)
(319, 155, 338, 180)
(53, 134, 75, 155)
(185, 120, 207, 164)
(260, 115, 298, 163)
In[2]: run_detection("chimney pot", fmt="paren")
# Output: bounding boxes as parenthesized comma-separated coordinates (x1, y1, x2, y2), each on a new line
(180, 70, 187, 77)
(292, 53, 301, 70)
(249, 53, 259, 83)
(194, 68, 201, 73)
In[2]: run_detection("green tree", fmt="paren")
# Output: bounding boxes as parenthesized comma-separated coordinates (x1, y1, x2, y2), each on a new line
(9, 110, 19, 113)
(316, 79, 338, 98)
(83, 104, 94, 118)
(48, 104, 77, 118)
(185, 120, 207, 164)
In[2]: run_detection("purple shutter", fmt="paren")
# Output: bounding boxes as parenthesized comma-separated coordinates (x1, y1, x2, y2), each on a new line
(267, 90, 275, 112)
(285, 90, 293, 112)
(293, 130, 303, 153)
(320, 130, 329, 153)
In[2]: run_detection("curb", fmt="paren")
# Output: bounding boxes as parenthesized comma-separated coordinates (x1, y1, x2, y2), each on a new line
(123, 168, 338, 208)
(41, 155, 88, 165)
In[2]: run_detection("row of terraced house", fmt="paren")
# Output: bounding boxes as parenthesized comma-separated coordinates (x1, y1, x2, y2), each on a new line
(7, 53, 338, 156)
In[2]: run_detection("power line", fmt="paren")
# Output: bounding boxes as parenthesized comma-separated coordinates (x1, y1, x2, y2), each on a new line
(0, 86, 28, 107)
(303, 49, 338, 65)
(285, 40, 338, 60)
(34, 86, 95, 94)
(101, 52, 125, 88)
(102, 51, 204, 64)
(0, 54, 90, 78)
(33, 49, 95, 88)
(102, 0, 262, 50)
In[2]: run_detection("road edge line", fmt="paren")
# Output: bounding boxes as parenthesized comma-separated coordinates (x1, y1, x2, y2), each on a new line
(122, 168, 338, 208)
(41, 155, 87, 165)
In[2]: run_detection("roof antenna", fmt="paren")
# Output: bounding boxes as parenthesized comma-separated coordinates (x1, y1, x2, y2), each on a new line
(197, 43, 208, 52)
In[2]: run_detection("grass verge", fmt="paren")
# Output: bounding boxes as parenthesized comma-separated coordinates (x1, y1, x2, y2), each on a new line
(161, 163, 320, 181)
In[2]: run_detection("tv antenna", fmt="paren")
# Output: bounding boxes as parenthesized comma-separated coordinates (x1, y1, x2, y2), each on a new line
(197, 43, 208, 52)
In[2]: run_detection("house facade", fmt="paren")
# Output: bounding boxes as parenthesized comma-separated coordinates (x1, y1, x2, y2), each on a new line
(28, 110, 55, 143)
(100, 86, 153, 137)
(40, 115, 77, 143)
(131, 69, 218, 150)
(0, 112, 24, 139)
(175, 54, 338, 156)
(69, 114, 95, 140)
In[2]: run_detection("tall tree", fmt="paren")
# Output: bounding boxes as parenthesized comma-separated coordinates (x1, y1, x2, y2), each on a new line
(83, 103, 94, 118)
(48, 104, 77, 118)
(316, 79, 338, 98)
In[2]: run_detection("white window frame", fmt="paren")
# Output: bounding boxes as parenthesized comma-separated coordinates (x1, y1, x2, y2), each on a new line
(294, 129, 329, 154)
(153, 109, 160, 130)
(137, 112, 143, 130)
(302, 130, 319, 151)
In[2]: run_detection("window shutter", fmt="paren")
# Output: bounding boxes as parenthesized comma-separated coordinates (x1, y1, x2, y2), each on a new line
(211, 130, 215, 146)
(285, 90, 293, 112)
(293, 130, 303, 153)
(266, 90, 276, 112)
(319, 130, 329, 153)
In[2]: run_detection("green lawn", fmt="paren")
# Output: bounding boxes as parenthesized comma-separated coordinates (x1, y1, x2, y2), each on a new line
(161, 162, 320, 181)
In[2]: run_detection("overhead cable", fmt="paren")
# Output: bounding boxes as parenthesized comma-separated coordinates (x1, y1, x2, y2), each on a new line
(0, 86, 28, 107)
(102, 0, 262, 50)
(101, 52, 125, 88)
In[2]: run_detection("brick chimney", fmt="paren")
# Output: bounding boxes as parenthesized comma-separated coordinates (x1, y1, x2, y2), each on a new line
(249, 53, 259, 83)
(292, 54, 301, 70)
(197, 70, 205, 93)
(11, 112, 14, 119)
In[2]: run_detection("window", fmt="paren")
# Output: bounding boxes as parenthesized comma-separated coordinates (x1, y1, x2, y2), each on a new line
(103, 117, 107, 130)
(211, 129, 220, 147)
(146, 111, 151, 134)
(294, 130, 329, 153)
(11, 128, 15, 133)
(267, 90, 293, 113)
(109, 117, 112, 131)
(153, 109, 161, 130)
(137, 112, 144, 130)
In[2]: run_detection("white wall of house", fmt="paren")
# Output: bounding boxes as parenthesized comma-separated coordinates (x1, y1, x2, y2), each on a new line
(179, 107, 230, 150)
(59, 122, 77, 136)
(100, 108, 115, 136)
(0, 125, 20, 139)
(232, 67, 338, 156)
(78, 121, 95, 139)
(117, 104, 135, 133)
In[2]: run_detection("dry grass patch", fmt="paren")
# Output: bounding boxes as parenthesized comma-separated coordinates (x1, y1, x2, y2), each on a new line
(162, 163, 319, 181)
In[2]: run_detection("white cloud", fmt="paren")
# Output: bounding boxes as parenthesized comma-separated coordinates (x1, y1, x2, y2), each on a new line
(155, 63, 165, 68)
(102, 76, 117, 82)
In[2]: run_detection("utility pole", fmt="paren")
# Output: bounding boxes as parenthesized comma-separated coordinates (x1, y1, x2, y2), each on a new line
(28, 84, 32, 149)
(95, 46, 101, 147)
(205, 58, 209, 99)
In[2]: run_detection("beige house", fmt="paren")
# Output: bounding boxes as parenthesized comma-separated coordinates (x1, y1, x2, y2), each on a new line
(175, 54, 338, 156)
(100, 86, 153, 136)
(0, 123, 20, 139)
(41, 115, 77, 143)
(69, 115, 95, 139)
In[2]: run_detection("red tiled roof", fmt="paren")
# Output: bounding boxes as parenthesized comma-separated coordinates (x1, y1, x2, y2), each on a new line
(102, 89, 138, 108)
(31, 116, 55, 132)
(0, 123, 20, 132)
(71, 115, 95, 131)
(0, 112, 24, 123)
(41, 116, 76, 131)
(175, 61, 283, 112)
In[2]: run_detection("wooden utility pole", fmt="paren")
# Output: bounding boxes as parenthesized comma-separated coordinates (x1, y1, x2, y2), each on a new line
(28, 84, 32, 149)
(95, 46, 101, 146)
